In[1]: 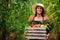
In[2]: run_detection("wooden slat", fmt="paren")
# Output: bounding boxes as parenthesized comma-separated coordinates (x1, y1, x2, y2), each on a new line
(25, 34, 46, 37)
(25, 28, 46, 32)
(25, 28, 46, 30)
(25, 28, 46, 31)
(26, 34, 46, 35)
(26, 31, 46, 32)
(26, 36, 46, 39)
(26, 32, 46, 34)
(26, 31, 46, 34)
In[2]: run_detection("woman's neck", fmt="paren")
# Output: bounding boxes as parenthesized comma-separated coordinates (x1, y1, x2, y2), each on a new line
(37, 14, 42, 17)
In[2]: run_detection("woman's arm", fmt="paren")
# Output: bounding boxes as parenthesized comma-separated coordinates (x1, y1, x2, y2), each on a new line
(45, 16, 54, 31)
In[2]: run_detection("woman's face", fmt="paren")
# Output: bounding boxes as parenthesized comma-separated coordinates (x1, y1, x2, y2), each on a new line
(36, 6, 43, 14)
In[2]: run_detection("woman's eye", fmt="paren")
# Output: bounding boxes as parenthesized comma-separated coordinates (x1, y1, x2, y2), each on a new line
(37, 8, 40, 9)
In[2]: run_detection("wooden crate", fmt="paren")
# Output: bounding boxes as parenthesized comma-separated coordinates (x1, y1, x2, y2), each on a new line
(25, 27, 46, 40)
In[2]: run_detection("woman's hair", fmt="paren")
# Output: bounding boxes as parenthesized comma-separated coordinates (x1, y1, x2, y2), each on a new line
(35, 6, 45, 17)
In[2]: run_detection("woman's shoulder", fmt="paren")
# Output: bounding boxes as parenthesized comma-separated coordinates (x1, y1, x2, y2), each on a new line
(44, 16, 49, 20)
(28, 15, 35, 21)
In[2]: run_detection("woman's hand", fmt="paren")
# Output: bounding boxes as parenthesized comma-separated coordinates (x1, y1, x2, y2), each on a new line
(32, 24, 41, 28)
(46, 33, 50, 40)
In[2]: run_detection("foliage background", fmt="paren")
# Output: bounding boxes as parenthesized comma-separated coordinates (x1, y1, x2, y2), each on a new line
(0, 0, 60, 40)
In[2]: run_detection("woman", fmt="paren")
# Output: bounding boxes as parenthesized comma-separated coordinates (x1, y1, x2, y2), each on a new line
(28, 3, 50, 40)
